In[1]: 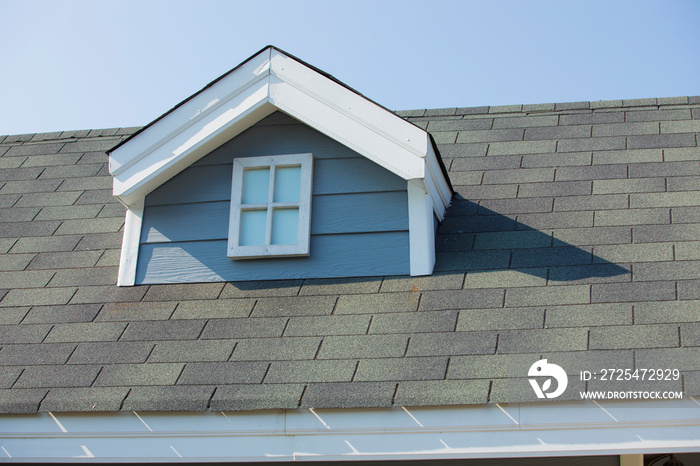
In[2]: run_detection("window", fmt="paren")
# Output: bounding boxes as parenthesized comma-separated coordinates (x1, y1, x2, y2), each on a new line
(227, 153, 313, 259)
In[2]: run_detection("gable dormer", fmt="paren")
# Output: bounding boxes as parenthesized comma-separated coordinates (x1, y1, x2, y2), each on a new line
(109, 46, 452, 286)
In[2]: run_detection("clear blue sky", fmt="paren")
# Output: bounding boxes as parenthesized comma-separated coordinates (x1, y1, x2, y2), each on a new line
(1, 0, 699, 135)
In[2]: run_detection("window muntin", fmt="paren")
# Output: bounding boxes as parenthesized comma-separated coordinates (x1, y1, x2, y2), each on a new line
(228, 153, 313, 259)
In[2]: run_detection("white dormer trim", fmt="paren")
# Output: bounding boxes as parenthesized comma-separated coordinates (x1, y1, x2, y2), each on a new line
(407, 181, 436, 276)
(109, 47, 450, 213)
(117, 197, 143, 287)
(110, 46, 452, 284)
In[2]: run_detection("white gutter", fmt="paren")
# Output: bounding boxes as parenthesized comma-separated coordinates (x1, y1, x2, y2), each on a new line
(1, 399, 699, 462)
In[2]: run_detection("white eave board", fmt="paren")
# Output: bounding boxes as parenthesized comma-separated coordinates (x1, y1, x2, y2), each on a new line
(109, 49, 272, 175)
(1, 400, 699, 462)
(109, 46, 450, 212)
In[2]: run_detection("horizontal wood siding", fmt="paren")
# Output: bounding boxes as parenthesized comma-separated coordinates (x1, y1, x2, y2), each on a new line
(313, 158, 405, 194)
(145, 166, 232, 206)
(141, 201, 229, 243)
(311, 192, 408, 235)
(145, 157, 405, 206)
(142, 191, 408, 243)
(137, 112, 410, 284)
(192, 113, 362, 166)
(137, 233, 409, 283)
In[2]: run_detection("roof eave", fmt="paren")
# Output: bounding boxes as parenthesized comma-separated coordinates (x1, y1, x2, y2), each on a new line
(109, 47, 450, 213)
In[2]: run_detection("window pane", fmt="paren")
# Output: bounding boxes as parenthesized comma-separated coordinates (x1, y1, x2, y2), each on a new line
(271, 208, 299, 245)
(240, 209, 267, 246)
(273, 166, 301, 203)
(242, 168, 270, 204)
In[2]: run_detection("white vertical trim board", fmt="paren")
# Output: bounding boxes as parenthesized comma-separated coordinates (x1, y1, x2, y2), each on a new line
(408, 180, 436, 276)
(117, 197, 144, 287)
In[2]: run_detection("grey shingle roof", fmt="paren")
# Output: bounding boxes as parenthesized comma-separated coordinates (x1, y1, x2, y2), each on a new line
(1, 97, 699, 413)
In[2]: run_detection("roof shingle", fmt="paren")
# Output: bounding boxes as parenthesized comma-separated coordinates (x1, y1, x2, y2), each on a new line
(1, 96, 699, 413)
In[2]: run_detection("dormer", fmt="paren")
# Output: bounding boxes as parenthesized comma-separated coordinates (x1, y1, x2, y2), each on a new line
(109, 46, 452, 286)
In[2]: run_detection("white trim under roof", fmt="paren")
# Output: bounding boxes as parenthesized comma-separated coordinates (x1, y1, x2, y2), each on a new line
(108, 46, 451, 217)
(1, 400, 699, 462)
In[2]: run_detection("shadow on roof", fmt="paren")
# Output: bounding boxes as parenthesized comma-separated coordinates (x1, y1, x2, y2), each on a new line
(434, 194, 630, 282)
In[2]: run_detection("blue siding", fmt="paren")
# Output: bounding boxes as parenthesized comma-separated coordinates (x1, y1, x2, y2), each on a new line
(145, 166, 232, 206)
(313, 158, 405, 194)
(142, 191, 408, 244)
(192, 113, 362, 166)
(137, 112, 410, 284)
(145, 157, 405, 206)
(310, 192, 408, 235)
(141, 202, 229, 243)
(137, 233, 409, 284)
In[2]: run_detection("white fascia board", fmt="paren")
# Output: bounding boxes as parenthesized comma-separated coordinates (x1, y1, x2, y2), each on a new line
(110, 52, 275, 207)
(3, 400, 700, 462)
(408, 153, 451, 236)
(268, 51, 427, 181)
(270, 50, 429, 155)
(109, 46, 450, 209)
(425, 141, 453, 218)
(112, 86, 275, 207)
(418, 169, 449, 222)
(109, 49, 272, 175)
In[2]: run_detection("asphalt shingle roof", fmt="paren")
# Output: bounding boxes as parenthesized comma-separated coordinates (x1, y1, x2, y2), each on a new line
(1, 96, 699, 413)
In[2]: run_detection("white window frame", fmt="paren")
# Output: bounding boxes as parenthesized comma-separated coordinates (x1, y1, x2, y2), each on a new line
(227, 153, 313, 259)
